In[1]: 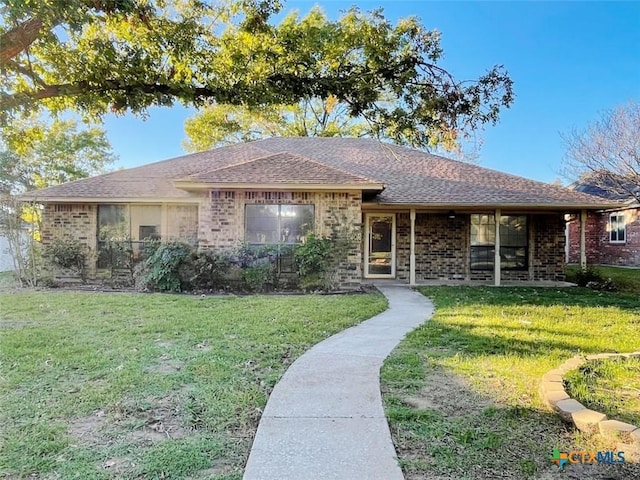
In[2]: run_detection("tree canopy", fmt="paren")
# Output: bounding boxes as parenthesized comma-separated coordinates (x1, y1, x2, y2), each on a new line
(563, 101, 640, 204)
(2, 1, 514, 150)
(184, 95, 375, 152)
(0, 116, 116, 194)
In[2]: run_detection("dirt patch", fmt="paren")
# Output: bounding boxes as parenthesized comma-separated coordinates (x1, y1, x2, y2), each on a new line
(144, 352, 185, 374)
(122, 404, 189, 445)
(111, 394, 190, 444)
(68, 392, 190, 449)
(68, 410, 108, 445)
(403, 370, 493, 418)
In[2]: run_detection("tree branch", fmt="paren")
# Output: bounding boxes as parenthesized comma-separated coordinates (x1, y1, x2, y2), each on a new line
(0, 18, 47, 64)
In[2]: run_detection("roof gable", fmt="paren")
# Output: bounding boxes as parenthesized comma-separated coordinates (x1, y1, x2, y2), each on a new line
(180, 152, 382, 186)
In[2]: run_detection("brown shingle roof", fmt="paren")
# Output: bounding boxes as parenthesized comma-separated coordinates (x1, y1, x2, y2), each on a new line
(22, 137, 618, 209)
(183, 152, 381, 186)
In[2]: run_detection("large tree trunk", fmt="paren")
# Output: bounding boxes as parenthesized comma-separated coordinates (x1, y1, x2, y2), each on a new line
(0, 18, 45, 64)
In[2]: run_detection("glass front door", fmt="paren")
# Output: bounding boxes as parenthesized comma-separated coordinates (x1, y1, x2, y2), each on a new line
(365, 214, 396, 278)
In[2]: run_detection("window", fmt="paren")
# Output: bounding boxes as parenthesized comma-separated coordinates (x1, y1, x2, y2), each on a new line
(97, 204, 197, 268)
(609, 213, 626, 243)
(130, 205, 161, 241)
(245, 204, 314, 244)
(470, 214, 527, 270)
(98, 205, 126, 234)
(470, 214, 495, 270)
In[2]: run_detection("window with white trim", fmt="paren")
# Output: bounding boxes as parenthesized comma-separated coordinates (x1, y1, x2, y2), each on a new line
(609, 213, 626, 243)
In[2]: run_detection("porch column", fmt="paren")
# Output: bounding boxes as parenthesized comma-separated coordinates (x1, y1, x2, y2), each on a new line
(580, 209, 587, 268)
(494, 209, 501, 286)
(410, 208, 416, 285)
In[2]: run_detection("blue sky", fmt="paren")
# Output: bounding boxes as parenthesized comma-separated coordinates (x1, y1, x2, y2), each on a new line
(104, 0, 640, 183)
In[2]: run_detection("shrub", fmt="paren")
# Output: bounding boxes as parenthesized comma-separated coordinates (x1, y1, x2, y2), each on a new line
(234, 243, 284, 291)
(241, 263, 272, 292)
(44, 239, 89, 282)
(293, 234, 332, 290)
(141, 242, 193, 292)
(293, 217, 359, 291)
(570, 266, 616, 291)
(180, 250, 231, 290)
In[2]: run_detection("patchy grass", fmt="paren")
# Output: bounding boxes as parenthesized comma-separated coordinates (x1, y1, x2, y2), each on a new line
(0, 291, 386, 479)
(565, 357, 640, 427)
(566, 264, 640, 293)
(381, 286, 640, 480)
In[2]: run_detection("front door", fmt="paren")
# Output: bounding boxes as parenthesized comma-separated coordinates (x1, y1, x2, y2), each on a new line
(365, 213, 396, 278)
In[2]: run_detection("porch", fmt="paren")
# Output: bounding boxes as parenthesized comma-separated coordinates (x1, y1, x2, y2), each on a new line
(361, 209, 586, 286)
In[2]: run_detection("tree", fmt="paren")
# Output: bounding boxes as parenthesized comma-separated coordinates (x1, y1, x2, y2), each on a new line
(563, 101, 640, 203)
(0, 116, 115, 284)
(0, 116, 116, 193)
(184, 95, 373, 152)
(2, 2, 514, 150)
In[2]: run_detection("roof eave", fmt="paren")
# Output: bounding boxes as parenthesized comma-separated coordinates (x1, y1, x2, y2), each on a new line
(173, 180, 385, 192)
(17, 195, 201, 204)
(362, 201, 623, 210)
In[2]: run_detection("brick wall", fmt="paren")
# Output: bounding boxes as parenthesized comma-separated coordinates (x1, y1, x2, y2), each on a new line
(530, 214, 567, 281)
(198, 190, 363, 287)
(167, 205, 199, 242)
(396, 213, 468, 281)
(40, 203, 98, 278)
(396, 212, 565, 282)
(41, 202, 201, 281)
(568, 208, 640, 266)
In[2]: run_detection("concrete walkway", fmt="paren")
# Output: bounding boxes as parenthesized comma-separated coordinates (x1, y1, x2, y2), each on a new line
(243, 286, 434, 480)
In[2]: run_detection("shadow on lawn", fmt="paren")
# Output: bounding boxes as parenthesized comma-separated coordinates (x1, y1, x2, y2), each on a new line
(414, 286, 640, 358)
(426, 285, 640, 310)
(384, 286, 640, 479)
(384, 362, 640, 480)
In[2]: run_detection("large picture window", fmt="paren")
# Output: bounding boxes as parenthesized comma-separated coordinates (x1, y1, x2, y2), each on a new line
(609, 213, 626, 243)
(471, 214, 527, 270)
(245, 204, 314, 244)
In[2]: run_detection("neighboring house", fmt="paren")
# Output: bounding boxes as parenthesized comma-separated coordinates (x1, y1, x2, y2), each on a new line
(21, 138, 616, 286)
(0, 215, 29, 272)
(0, 234, 16, 271)
(567, 182, 640, 266)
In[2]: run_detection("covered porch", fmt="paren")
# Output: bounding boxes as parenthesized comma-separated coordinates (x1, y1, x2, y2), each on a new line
(361, 208, 591, 286)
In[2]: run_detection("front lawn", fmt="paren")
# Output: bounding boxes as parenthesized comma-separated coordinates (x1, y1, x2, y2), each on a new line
(565, 356, 640, 428)
(381, 287, 640, 479)
(566, 264, 640, 293)
(0, 291, 386, 479)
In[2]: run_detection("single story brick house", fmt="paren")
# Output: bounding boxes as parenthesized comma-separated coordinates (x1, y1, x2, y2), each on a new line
(22, 137, 616, 286)
(567, 182, 640, 266)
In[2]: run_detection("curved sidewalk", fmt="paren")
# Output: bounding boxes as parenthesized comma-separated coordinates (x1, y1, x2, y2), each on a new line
(243, 286, 434, 480)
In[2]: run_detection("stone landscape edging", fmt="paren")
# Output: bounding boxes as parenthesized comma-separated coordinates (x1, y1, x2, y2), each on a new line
(540, 352, 640, 456)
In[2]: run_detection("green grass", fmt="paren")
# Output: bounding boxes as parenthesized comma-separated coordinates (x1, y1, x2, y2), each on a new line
(565, 357, 640, 427)
(566, 264, 640, 293)
(381, 286, 640, 479)
(0, 291, 387, 479)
